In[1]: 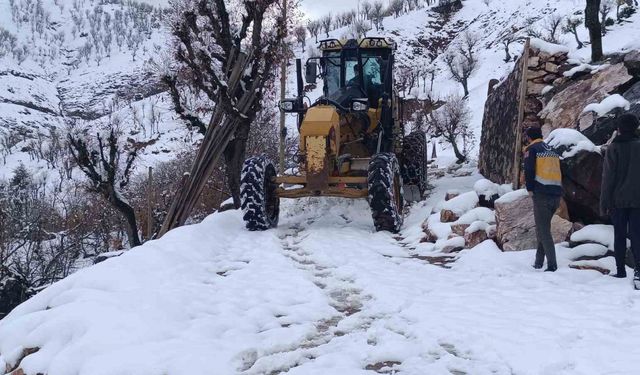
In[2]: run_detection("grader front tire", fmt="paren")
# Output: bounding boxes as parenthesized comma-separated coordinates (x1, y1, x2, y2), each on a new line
(401, 130, 428, 201)
(240, 156, 280, 231)
(368, 153, 404, 233)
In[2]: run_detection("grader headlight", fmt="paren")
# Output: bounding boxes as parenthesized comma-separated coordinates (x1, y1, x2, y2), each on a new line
(351, 98, 369, 112)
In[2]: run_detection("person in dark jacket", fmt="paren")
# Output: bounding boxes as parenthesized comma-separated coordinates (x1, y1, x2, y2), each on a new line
(524, 127, 563, 272)
(600, 113, 640, 289)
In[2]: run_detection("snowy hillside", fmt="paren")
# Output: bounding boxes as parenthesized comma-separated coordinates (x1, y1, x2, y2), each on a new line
(0, 0, 194, 182)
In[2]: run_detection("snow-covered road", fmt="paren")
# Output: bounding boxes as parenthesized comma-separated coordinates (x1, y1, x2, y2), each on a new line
(2, 172, 640, 375)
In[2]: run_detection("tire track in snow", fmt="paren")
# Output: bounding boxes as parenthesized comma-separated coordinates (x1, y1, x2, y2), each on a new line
(242, 218, 372, 374)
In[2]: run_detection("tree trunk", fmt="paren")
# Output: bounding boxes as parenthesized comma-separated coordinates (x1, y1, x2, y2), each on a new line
(461, 79, 469, 97)
(449, 136, 466, 163)
(223, 121, 250, 208)
(109, 187, 141, 247)
(503, 42, 511, 62)
(585, 0, 603, 62)
(572, 29, 584, 49)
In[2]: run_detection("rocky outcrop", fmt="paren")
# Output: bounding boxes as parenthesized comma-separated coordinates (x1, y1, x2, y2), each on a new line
(580, 80, 640, 145)
(495, 193, 572, 251)
(558, 149, 605, 223)
(539, 63, 633, 135)
(624, 50, 640, 78)
(57, 70, 165, 120)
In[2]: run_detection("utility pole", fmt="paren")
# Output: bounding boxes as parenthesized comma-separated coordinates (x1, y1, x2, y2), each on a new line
(147, 166, 154, 240)
(278, 0, 288, 172)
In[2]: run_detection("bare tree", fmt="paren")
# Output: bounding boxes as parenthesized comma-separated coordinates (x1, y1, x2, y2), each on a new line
(600, 0, 614, 34)
(427, 95, 474, 163)
(562, 16, 585, 49)
(321, 14, 332, 37)
(443, 31, 479, 97)
(352, 18, 372, 38)
(500, 31, 522, 62)
(542, 13, 563, 43)
(307, 20, 320, 43)
(586, 0, 604, 61)
(67, 126, 142, 247)
(294, 26, 306, 52)
(389, 0, 404, 17)
(361, 1, 372, 20)
(371, 1, 385, 31)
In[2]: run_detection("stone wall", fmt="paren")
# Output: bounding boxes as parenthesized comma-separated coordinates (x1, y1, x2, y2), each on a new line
(479, 43, 570, 185)
(478, 52, 525, 184)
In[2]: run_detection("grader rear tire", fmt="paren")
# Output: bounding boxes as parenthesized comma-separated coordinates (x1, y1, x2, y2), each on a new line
(401, 130, 428, 200)
(368, 153, 404, 233)
(240, 156, 280, 231)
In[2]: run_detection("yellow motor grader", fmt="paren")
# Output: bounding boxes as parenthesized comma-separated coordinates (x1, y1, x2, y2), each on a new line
(240, 37, 427, 233)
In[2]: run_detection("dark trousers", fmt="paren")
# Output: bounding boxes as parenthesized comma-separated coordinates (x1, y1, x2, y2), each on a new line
(533, 193, 561, 269)
(611, 208, 640, 270)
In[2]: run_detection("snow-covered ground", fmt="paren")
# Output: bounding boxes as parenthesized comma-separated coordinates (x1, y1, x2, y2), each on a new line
(2, 171, 639, 375)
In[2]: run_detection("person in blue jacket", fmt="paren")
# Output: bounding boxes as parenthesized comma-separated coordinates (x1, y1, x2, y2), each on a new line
(523, 127, 563, 272)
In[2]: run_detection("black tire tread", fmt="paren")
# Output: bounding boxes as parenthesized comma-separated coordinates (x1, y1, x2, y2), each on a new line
(368, 153, 404, 233)
(240, 156, 279, 231)
(401, 130, 428, 196)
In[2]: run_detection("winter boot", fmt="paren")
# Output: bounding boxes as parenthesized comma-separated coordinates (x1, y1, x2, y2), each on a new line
(634, 267, 640, 291)
(611, 254, 627, 278)
(611, 266, 627, 278)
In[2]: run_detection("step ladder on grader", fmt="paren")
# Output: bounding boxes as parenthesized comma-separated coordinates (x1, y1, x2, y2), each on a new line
(240, 37, 428, 233)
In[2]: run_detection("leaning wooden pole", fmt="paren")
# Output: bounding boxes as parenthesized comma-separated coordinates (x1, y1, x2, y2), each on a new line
(157, 51, 254, 238)
(512, 38, 530, 189)
(278, 0, 288, 172)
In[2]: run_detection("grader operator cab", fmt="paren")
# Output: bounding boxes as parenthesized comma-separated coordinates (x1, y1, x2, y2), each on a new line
(240, 37, 428, 233)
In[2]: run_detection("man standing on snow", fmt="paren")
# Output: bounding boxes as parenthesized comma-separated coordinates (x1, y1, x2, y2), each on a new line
(524, 127, 563, 272)
(600, 113, 640, 289)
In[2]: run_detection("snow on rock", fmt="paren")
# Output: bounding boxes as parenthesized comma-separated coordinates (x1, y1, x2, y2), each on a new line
(454, 207, 495, 225)
(473, 179, 499, 197)
(437, 236, 466, 253)
(426, 213, 452, 240)
(494, 189, 528, 204)
(563, 63, 609, 78)
(570, 224, 615, 250)
(582, 94, 631, 116)
(567, 243, 610, 261)
(440, 191, 479, 215)
(466, 220, 492, 234)
(546, 128, 601, 158)
(530, 38, 570, 55)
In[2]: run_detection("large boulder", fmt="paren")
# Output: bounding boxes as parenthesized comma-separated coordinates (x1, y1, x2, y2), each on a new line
(581, 81, 640, 145)
(624, 50, 640, 78)
(539, 63, 633, 135)
(546, 129, 606, 224)
(560, 150, 605, 223)
(495, 191, 573, 251)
